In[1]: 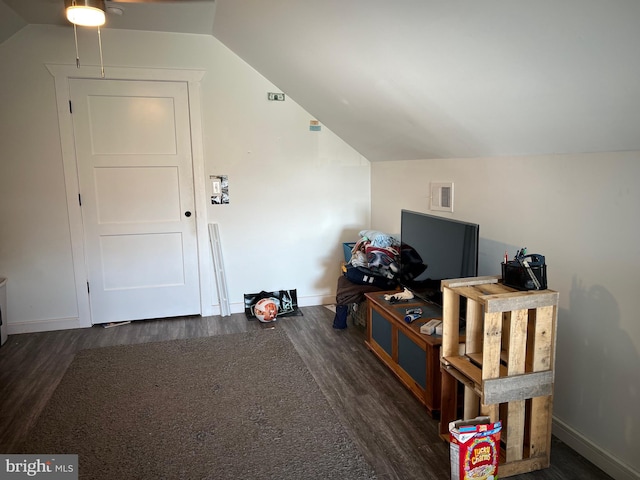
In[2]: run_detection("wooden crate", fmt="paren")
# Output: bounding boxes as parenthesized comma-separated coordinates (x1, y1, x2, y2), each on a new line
(438, 275, 559, 477)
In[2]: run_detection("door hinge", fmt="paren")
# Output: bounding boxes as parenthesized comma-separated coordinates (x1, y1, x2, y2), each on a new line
(87, 282, 90, 294)
(78, 194, 81, 206)
(69, 100, 73, 114)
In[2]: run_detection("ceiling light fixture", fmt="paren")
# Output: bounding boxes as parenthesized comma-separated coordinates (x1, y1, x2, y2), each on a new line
(64, 0, 107, 77)
(66, 1, 106, 26)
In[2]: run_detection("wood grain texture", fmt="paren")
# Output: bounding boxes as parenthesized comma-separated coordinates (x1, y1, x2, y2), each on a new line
(0, 306, 612, 479)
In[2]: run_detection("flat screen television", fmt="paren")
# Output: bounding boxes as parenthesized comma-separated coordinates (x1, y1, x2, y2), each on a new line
(399, 209, 479, 304)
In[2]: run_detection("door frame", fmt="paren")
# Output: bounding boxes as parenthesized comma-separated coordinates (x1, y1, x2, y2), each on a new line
(47, 64, 214, 327)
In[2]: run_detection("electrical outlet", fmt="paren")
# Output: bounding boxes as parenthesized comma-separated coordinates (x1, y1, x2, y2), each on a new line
(267, 92, 285, 101)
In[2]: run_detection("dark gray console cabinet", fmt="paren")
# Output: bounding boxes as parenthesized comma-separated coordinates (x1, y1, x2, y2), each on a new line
(365, 291, 447, 416)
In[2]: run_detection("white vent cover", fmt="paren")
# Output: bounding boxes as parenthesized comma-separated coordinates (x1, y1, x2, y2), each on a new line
(430, 182, 454, 212)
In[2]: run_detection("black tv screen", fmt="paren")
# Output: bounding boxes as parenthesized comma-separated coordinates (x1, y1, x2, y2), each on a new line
(399, 209, 479, 303)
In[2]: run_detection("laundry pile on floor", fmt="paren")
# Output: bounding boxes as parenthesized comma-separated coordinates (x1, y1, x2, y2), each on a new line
(333, 229, 431, 329)
(333, 230, 401, 329)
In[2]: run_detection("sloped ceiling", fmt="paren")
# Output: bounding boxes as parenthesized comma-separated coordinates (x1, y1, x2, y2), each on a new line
(3, 0, 640, 161)
(213, 0, 640, 161)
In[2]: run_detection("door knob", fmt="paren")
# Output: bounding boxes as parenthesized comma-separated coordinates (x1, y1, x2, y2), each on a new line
(185, 211, 192, 217)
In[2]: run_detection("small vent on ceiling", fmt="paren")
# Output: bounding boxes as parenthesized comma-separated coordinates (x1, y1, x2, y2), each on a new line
(430, 182, 454, 212)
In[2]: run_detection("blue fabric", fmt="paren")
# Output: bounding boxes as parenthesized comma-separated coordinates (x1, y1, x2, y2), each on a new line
(333, 304, 349, 329)
(358, 230, 400, 248)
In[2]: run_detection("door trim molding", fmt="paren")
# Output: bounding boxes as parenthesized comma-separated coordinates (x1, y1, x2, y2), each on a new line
(47, 64, 213, 327)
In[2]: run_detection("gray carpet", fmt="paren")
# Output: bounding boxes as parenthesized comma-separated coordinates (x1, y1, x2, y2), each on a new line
(18, 327, 376, 480)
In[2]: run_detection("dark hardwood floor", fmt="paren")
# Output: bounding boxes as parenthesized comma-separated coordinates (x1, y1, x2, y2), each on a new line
(0, 306, 613, 479)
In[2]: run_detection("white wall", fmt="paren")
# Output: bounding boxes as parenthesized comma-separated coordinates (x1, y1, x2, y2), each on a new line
(0, 25, 370, 331)
(371, 153, 640, 480)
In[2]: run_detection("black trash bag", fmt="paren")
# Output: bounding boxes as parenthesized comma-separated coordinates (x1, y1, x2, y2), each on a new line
(243, 289, 302, 320)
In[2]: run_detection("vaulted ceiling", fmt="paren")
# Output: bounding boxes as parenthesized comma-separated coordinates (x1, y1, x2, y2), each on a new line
(3, 0, 640, 161)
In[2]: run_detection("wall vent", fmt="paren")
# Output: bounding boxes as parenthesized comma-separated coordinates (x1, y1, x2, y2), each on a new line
(430, 182, 454, 212)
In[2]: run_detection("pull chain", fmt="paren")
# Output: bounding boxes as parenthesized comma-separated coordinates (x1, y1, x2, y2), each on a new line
(73, 23, 80, 68)
(97, 26, 105, 78)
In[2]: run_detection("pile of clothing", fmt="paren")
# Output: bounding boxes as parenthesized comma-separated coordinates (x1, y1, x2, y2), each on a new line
(343, 230, 401, 289)
(333, 229, 431, 329)
(333, 230, 401, 329)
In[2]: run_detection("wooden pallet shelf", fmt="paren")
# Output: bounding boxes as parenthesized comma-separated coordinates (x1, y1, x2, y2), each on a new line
(438, 275, 559, 478)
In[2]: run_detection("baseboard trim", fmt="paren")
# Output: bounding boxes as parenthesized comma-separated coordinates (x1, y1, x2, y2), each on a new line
(553, 417, 639, 480)
(7, 317, 83, 335)
(297, 294, 335, 307)
(7, 296, 336, 333)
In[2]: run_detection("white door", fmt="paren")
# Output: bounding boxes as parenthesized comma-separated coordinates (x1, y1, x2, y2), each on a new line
(69, 78, 201, 324)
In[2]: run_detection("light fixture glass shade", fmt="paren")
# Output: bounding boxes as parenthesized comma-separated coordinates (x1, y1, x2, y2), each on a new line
(67, 6, 105, 26)
(66, 1, 106, 27)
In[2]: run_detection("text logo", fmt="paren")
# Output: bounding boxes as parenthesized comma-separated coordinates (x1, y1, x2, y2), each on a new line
(1, 455, 77, 479)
